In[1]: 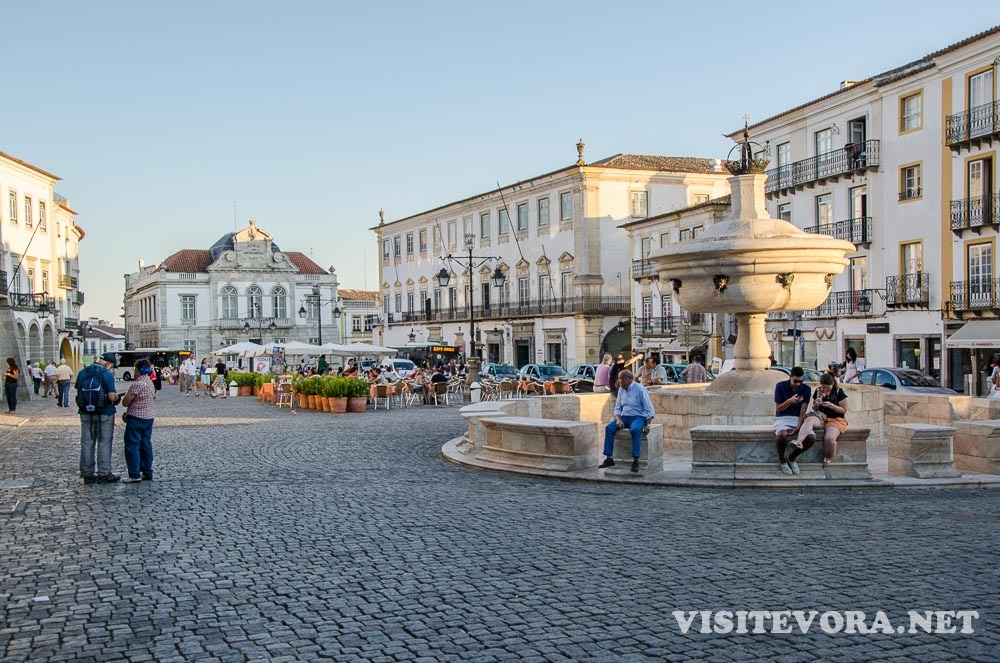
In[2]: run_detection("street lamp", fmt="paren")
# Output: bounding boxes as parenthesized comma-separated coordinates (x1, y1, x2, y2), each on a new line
(243, 303, 276, 342)
(297, 285, 341, 345)
(434, 232, 506, 359)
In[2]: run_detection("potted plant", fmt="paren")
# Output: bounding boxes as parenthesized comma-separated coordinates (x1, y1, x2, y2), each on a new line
(305, 376, 323, 409)
(345, 377, 369, 412)
(319, 377, 331, 412)
(232, 372, 256, 396)
(328, 377, 348, 413)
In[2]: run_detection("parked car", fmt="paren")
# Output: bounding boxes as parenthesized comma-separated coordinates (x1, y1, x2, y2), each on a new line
(770, 366, 825, 383)
(661, 364, 715, 383)
(567, 364, 598, 380)
(518, 364, 568, 381)
(856, 368, 959, 395)
(380, 358, 417, 377)
(481, 363, 519, 379)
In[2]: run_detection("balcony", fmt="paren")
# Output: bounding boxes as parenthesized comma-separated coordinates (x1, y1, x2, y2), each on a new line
(803, 289, 875, 318)
(58, 275, 78, 289)
(804, 217, 872, 246)
(764, 140, 880, 196)
(951, 279, 1000, 312)
(386, 296, 631, 325)
(8, 292, 55, 311)
(63, 317, 80, 330)
(951, 193, 1000, 234)
(217, 316, 294, 330)
(886, 273, 929, 309)
(76, 291, 86, 306)
(946, 99, 1000, 149)
(632, 258, 657, 280)
(633, 315, 708, 338)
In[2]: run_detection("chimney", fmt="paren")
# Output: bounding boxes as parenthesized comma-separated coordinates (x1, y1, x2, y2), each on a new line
(839, 80, 861, 91)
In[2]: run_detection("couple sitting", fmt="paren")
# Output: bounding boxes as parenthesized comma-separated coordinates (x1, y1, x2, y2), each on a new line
(774, 367, 849, 475)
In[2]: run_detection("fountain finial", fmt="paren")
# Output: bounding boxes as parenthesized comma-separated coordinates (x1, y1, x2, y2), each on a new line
(724, 119, 770, 175)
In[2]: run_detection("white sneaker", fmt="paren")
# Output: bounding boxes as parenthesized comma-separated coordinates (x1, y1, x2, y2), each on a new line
(122, 476, 142, 483)
(788, 460, 800, 475)
(779, 463, 793, 476)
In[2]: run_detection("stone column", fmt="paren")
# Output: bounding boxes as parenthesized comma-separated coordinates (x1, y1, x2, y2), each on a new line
(0, 305, 32, 401)
(733, 313, 770, 370)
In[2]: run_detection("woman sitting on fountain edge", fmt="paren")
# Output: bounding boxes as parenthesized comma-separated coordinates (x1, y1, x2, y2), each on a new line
(773, 367, 813, 476)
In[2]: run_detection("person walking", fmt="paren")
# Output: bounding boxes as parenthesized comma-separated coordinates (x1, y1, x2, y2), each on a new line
(197, 358, 212, 397)
(56, 359, 74, 407)
(212, 358, 229, 398)
(43, 360, 58, 398)
(31, 362, 43, 395)
(3, 358, 20, 414)
(178, 355, 196, 396)
(76, 353, 121, 484)
(121, 359, 156, 482)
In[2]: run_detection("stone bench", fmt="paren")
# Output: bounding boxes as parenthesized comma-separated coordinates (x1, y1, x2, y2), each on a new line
(690, 425, 872, 481)
(953, 420, 1000, 475)
(603, 424, 664, 477)
(888, 424, 961, 479)
(477, 416, 599, 472)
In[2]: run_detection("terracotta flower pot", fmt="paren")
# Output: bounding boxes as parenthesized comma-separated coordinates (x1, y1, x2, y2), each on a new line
(238, 386, 253, 396)
(347, 397, 367, 413)
(329, 397, 348, 413)
(321, 397, 331, 412)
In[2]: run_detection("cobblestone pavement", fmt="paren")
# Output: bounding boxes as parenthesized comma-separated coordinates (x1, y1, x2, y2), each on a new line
(1, 388, 998, 662)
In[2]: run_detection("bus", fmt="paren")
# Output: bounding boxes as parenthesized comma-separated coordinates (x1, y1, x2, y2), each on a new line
(112, 348, 193, 381)
(392, 343, 462, 369)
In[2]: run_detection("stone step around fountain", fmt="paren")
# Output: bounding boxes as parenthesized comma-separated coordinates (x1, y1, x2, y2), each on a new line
(478, 416, 600, 472)
(690, 425, 874, 483)
(603, 424, 664, 478)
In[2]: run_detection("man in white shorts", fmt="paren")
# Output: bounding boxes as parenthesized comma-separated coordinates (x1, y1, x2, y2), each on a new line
(774, 366, 813, 476)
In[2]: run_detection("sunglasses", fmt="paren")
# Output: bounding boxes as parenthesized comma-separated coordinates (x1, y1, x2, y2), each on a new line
(790, 379, 803, 385)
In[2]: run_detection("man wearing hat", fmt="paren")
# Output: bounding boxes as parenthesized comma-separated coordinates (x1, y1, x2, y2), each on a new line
(75, 353, 121, 484)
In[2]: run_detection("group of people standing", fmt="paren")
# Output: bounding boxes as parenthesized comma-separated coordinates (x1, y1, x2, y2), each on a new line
(177, 356, 228, 398)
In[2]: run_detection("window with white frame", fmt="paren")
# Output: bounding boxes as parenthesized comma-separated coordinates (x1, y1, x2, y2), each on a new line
(692, 226, 704, 238)
(394, 293, 402, 313)
(815, 193, 833, 227)
(691, 193, 710, 205)
(777, 203, 791, 221)
(364, 314, 376, 332)
(419, 229, 427, 252)
(448, 287, 456, 312)
(247, 286, 262, 317)
(900, 92, 922, 132)
(221, 286, 238, 318)
(407, 292, 414, 313)
(352, 316, 361, 332)
(659, 232, 670, 248)
(182, 340, 196, 354)
(406, 233, 414, 255)
(463, 217, 473, 240)
(223, 337, 237, 347)
(181, 295, 196, 321)
(24, 196, 32, 228)
(560, 191, 573, 221)
(433, 289, 441, 312)
(640, 237, 651, 257)
(539, 273, 550, 303)
(517, 203, 528, 231)
(382, 239, 390, 260)
(41, 270, 48, 293)
(631, 191, 648, 218)
(518, 277, 530, 306)
(900, 164, 922, 200)
(26, 267, 34, 293)
(498, 209, 509, 235)
(680, 229, 691, 241)
(419, 289, 427, 315)
(561, 271, 572, 301)
(38, 202, 46, 231)
(272, 286, 287, 319)
(393, 236, 401, 257)
(8, 191, 16, 224)
(447, 221, 456, 246)
(480, 212, 490, 238)
(537, 198, 550, 227)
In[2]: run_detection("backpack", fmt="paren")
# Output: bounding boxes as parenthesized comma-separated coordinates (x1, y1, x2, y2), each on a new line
(75, 367, 108, 413)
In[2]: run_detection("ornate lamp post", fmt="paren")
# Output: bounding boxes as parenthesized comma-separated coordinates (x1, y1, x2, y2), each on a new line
(243, 302, 276, 342)
(297, 285, 341, 345)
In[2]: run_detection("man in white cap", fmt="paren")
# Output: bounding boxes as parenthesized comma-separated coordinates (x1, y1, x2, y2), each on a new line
(75, 353, 121, 484)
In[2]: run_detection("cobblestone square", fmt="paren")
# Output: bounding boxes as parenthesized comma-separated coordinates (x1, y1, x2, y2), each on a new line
(1, 389, 998, 661)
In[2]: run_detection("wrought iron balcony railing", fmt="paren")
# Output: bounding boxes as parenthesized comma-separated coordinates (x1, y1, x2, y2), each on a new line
(951, 193, 1000, 232)
(633, 315, 708, 335)
(217, 316, 294, 330)
(804, 217, 872, 245)
(950, 279, 1000, 311)
(803, 289, 875, 318)
(58, 275, 78, 289)
(7, 292, 56, 311)
(946, 99, 1000, 146)
(764, 140, 880, 194)
(76, 291, 86, 306)
(886, 273, 929, 308)
(632, 258, 657, 279)
(63, 317, 80, 330)
(386, 296, 631, 325)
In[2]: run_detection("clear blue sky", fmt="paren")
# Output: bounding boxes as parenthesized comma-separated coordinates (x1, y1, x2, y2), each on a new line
(3, 1, 997, 322)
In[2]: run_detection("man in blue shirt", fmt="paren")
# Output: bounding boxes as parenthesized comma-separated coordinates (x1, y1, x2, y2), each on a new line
(599, 370, 656, 473)
(773, 366, 813, 476)
(76, 353, 121, 484)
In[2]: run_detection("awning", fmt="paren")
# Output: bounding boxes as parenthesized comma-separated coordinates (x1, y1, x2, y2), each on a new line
(945, 320, 1000, 348)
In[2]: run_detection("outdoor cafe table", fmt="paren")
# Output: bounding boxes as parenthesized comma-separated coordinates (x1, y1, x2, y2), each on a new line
(259, 382, 275, 402)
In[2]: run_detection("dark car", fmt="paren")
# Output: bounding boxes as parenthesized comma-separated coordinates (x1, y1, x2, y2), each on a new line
(481, 363, 519, 379)
(567, 364, 598, 380)
(662, 364, 715, 384)
(856, 368, 959, 395)
(518, 364, 568, 381)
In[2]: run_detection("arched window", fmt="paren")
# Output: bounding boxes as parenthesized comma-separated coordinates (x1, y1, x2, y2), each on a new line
(221, 286, 238, 319)
(272, 286, 287, 319)
(247, 286, 263, 318)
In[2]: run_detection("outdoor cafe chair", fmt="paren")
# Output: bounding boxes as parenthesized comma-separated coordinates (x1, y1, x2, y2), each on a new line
(373, 384, 392, 410)
(276, 382, 295, 409)
(432, 381, 450, 405)
(498, 380, 516, 400)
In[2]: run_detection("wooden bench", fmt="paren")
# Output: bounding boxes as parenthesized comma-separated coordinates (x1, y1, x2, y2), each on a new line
(477, 416, 599, 471)
(690, 425, 872, 481)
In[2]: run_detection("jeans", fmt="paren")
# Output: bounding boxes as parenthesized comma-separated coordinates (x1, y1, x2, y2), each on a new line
(58, 379, 71, 407)
(80, 413, 115, 477)
(4, 381, 16, 412)
(33, 377, 41, 394)
(603, 415, 646, 458)
(124, 416, 154, 479)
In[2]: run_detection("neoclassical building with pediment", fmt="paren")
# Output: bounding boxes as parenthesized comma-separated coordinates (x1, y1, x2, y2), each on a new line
(124, 221, 340, 357)
(372, 142, 731, 367)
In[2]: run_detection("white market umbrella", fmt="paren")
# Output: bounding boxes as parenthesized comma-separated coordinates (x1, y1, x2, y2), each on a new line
(218, 341, 262, 355)
(251, 342, 286, 357)
(320, 342, 356, 357)
(344, 342, 398, 355)
(280, 341, 326, 355)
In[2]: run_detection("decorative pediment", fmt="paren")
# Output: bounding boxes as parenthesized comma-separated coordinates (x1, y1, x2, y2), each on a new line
(418, 275, 428, 284)
(393, 280, 402, 289)
(497, 261, 510, 272)
(381, 282, 390, 290)
(479, 265, 493, 276)
(405, 278, 414, 286)
(536, 255, 551, 267)
(515, 258, 530, 269)
(558, 251, 574, 264)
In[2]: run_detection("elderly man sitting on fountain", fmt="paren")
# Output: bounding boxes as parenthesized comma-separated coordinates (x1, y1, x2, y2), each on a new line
(773, 366, 814, 475)
(598, 370, 656, 473)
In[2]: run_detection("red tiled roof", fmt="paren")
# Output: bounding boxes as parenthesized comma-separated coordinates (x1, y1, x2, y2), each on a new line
(338, 288, 379, 301)
(162, 249, 213, 273)
(589, 154, 720, 174)
(286, 252, 328, 275)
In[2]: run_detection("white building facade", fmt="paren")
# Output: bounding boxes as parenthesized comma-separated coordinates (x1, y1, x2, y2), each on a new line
(0, 150, 85, 369)
(124, 221, 340, 359)
(372, 145, 730, 367)
(337, 289, 379, 346)
(732, 25, 1000, 391)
